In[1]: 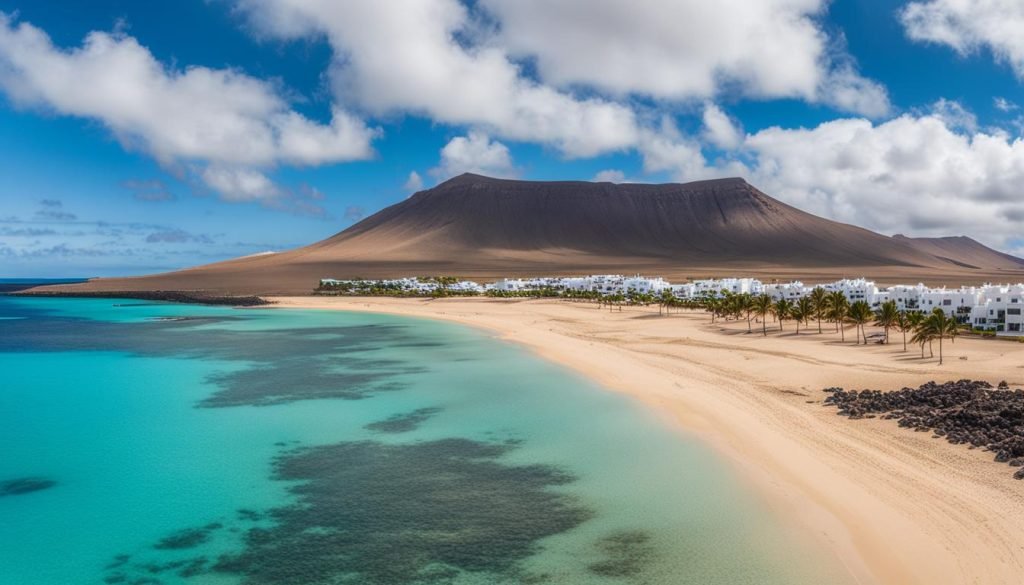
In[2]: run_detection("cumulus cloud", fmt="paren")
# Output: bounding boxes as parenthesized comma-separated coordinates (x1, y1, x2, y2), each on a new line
(901, 0, 1024, 79)
(702, 103, 744, 149)
(0, 12, 378, 203)
(430, 131, 516, 180)
(200, 166, 280, 202)
(481, 0, 889, 116)
(403, 171, 424, 192)
(237, 0, 639, 158)
(592, 169, 626, 183)
(739, 113, 1024, 251)
(928, 98, 978, 132)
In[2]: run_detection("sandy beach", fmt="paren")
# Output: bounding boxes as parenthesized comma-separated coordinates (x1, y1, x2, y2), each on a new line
(270, 296, 1024, 585)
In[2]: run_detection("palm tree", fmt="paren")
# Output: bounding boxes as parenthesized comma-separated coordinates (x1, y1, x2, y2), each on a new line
(703, 294, 719, 322)
(774, 298, 794, 332)
(794, 297, 811, 333)
(910, 316, 936, 358)
(753, 294, 774, 337)
(658, 289, 675, 316)
(809, 287, 829, 334)
(915, 309, 951, 364)
(894, 310, 912, 352)
(848, 301, 873, 344)
(945, 315, 963, 346)
(927, 309, 964, 365)
(906, 311, 926, 357)
(735, 293, 754, 333)
(827, 291, 850, 341)
(793, 297, 813, 334)
(873, 300, 899, 344)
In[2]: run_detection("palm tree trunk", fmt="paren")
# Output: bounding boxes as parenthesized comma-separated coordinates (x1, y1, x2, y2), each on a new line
(840, 323, 845, 342)
(938, 335, 943, 365)
(762, 317, 767, 337)
(902, 330, 907, 352)
(817, 315, 822, 334)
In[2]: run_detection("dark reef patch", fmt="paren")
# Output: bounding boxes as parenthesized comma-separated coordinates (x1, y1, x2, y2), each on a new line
(200, 357, 419, 408)
(0, 299, 435, 408)
(153, 523, 223, 550)
(209, 438, 592, 585)
(824, 379, 1024, 478)
(0, 477, 56, 497)
(587, 531, 654, 578)
(364, 407, 442, 433)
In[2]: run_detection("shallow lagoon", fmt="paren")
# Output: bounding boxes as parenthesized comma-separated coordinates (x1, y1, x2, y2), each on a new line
(0, 296, 851, 584)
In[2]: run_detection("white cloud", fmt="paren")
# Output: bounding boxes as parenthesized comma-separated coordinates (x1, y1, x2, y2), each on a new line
(237, 0, 638, 158)
(740, 113, 1024, 251)
(928, 98, 978, 132)
(200, 167, 280, 202)
(702, 103, 743, 149)
(235, 0, 888, 164)
(995, 96, 1019, 112)
(481, 0, 889, 116)
(636, 116, 749, 182)
(403, 170, 424, 192)
(592, 169, 626, 183)
(0, 12, 378, 202)
(901, 0, 1024, 79)
(430, 131, 516, 180)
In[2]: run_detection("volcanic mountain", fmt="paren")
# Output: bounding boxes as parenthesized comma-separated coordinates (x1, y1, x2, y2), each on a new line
(36, 174, 1024, 295)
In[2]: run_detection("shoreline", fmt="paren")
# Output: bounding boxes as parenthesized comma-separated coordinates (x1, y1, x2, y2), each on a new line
(266, 295, 1024, 585)
(10, 290, 269, 306)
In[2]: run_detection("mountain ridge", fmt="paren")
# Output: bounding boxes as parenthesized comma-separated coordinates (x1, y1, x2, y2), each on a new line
(26, 174, 1024, 295)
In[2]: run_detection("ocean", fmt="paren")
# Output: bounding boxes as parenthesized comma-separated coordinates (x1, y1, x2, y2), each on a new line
(0, 295, 852, 584)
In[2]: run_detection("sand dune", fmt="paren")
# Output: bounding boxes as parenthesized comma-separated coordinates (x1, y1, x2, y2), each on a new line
(270, 296, 1024, 585)
(33, 174, 1024, 295)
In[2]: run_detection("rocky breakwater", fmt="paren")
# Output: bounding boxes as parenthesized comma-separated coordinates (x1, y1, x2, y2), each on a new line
(823, 380, 1024, 479)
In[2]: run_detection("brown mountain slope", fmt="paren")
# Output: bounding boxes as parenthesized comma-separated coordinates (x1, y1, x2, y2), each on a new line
(892, 234, 1024, 271)
(31, 174, 1024, 295)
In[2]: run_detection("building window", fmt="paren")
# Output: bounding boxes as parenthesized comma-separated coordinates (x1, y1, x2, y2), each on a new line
(1009, 308, 1021, 316)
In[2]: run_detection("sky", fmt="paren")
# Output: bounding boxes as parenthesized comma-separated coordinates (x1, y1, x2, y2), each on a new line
(1, 0, 1023, 277)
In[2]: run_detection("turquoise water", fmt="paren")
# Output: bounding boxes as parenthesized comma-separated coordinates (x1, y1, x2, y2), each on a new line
(0, 297, 852, 584)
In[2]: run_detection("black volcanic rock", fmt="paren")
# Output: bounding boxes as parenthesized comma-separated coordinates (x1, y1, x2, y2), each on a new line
(823, 380, 1024, 478)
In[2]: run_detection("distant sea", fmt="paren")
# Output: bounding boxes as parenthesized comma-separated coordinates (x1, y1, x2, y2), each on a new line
(0, 277, 89, 293)
(0, 296, 852, 584)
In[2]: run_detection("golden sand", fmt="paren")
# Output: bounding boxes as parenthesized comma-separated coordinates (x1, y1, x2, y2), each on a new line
(269, 296, 1024, 585)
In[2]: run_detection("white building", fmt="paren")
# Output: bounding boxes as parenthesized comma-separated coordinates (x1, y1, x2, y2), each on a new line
(969, 284, 1024, 334)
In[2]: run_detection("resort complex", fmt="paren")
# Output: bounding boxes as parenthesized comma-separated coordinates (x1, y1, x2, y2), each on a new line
(319, 275, 1024, 336)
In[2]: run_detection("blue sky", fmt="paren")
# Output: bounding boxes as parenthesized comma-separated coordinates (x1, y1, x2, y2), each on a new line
(1, 0, 1023, 276)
